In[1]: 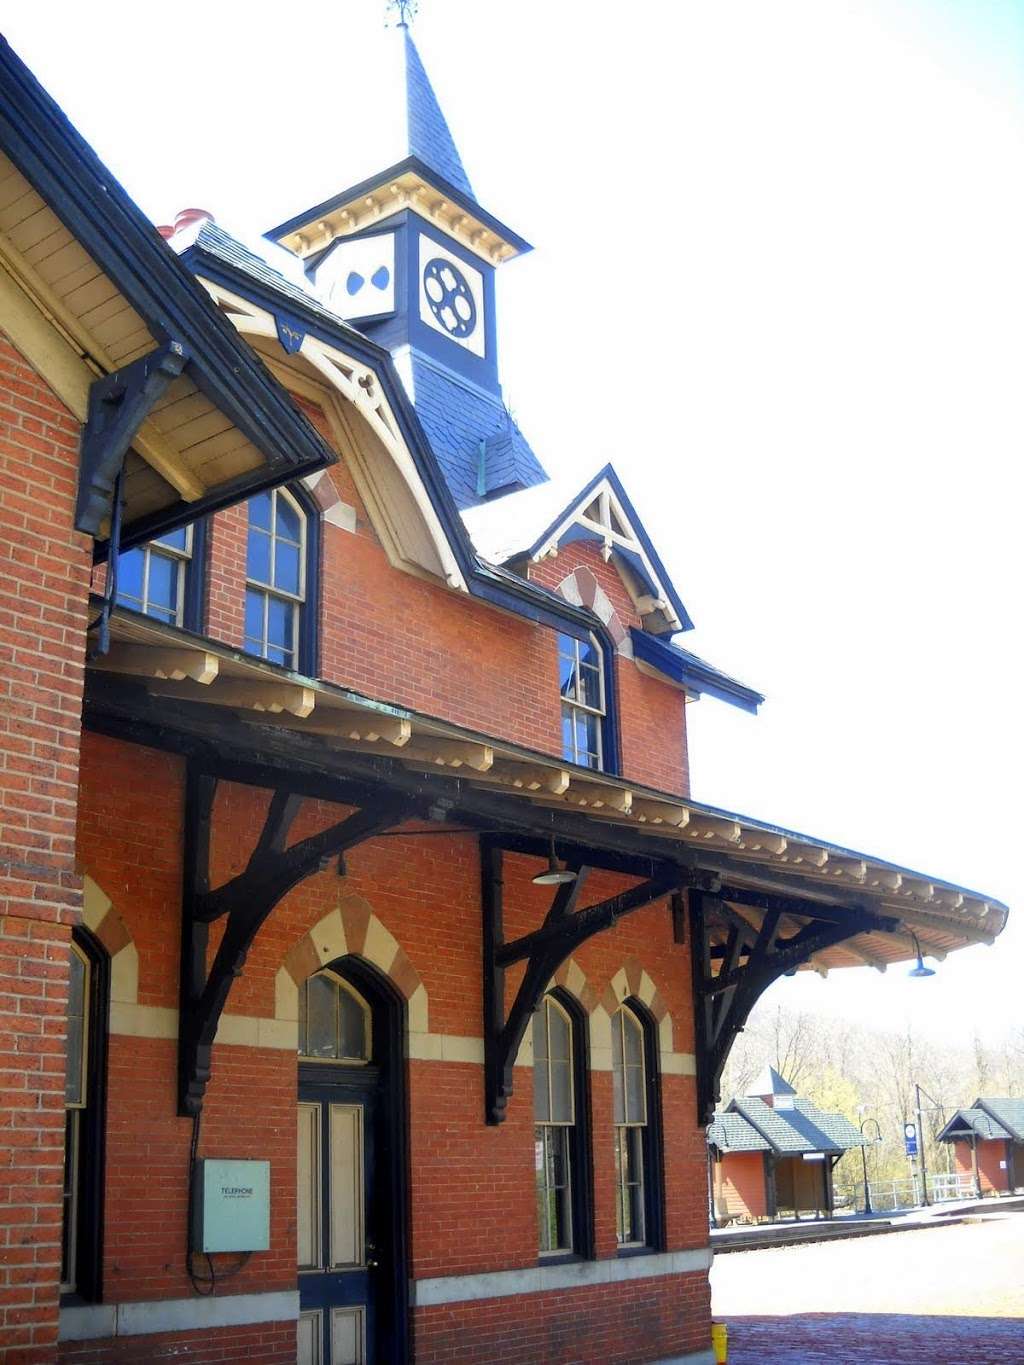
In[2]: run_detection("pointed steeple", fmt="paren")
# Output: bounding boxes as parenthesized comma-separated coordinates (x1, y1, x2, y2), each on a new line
(266, 19, 544, 509)
(403, 31, 473, 199)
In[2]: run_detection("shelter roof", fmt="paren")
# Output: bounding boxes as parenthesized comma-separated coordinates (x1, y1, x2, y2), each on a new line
(978, 1098, 1024, 1142)
(722, 1096, 867, 1155)
(937, 1107, 1013, 1143)
(707, 1111, 770, 1153)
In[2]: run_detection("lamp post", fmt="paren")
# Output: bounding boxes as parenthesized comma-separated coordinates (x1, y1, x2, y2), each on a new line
(858, 1117, 882, 1216)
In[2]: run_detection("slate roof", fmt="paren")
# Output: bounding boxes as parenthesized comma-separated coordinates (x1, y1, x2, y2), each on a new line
(404, 31, 473, 198)
(977, 1098, 1024, 1142)
(747, 1066, 797, 1099)
(938, 1108, 1012, 1143)
(707, 1111, 770, 1153)
(409, 354, 547, 508)
(710, 1095, 868, 1156)
(186, 221, 365, 340)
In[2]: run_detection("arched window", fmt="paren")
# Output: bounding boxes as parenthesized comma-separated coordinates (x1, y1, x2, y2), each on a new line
(299, 971, 371, 1063)
(116, 521, 205, 629)
(244, 486, 318, 672)
(611, 1002, 662, 1250)
(63, 931, 108, 1301)
(533, 993, 592, 1258)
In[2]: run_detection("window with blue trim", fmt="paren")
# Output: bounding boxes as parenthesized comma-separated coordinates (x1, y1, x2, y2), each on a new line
(244, 487, 308, 669)
(558, 633, 606, 770)
(116, 525, 194, 626)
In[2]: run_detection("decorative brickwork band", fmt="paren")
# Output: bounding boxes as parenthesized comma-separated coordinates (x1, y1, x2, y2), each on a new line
(276, 892, 429, 1037)
(82, 875, 138, 1007)
(555, 567, 632, 657)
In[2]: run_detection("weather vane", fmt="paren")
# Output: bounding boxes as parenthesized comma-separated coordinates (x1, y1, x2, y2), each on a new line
(387, 0, 418, 27)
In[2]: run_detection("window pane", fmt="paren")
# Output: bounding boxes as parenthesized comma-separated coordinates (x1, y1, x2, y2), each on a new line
(547, 1003, 570, 1062)
(560, 708, 575, 763)
(65, 951, 86, 1106)
(276, 541, 301, 595)
(550, 1060, 573, 1124)
(247, 526, 271, 583)
(302, 975, 338, 1059)
(558, 643, 577, 699)
(275, 493, 302, 543)
(249, 491, 272, 531)
(244, 589, 265, 650)
(267, 596, 293, 651)
(338, 986, 367, 1060)
(578, 660, 602, 711)
(626, 1065, 645, 1124)
(612, 1057, 625, 1126)
(578, 637, 601, 672)
(116, 547, 145, 606)
(266, 644, 290, 666)
(155, 525, 189, 552)
(533, 1057, 550, 1123)
(146, 551, 178, 614)
(623, 1012, 643, 1067)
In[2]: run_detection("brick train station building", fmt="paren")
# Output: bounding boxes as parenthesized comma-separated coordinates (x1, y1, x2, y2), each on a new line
(0, 20, 1009, 1365)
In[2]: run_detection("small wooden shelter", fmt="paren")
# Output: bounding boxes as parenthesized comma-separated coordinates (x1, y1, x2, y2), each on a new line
(708, 1068, 867, 1223)
(938, 1099, 1024, 1197)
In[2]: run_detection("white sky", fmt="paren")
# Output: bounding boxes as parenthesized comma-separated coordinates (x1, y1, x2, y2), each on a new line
(6, 1, 1021, 1046)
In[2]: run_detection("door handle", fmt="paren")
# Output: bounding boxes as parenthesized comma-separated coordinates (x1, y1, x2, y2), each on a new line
(366, 1257, 379, 1269)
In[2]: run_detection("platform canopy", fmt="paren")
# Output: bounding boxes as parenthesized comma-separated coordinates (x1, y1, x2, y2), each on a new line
(88, 609, 1008, 976)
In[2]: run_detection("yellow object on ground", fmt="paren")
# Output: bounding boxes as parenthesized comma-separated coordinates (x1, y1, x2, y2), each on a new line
(711, 1320, 728, 1363)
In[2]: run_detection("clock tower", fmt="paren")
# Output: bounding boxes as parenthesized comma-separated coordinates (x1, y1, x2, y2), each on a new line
(266, 23, 545, 508)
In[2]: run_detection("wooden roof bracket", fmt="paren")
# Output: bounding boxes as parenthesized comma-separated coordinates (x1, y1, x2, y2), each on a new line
(79, 342, 190, 657)
(689, 890, 900, 1127)
(177, 761, 415, 1117)
(76, 341, 189, 538)
(480, 837, 713, 1125)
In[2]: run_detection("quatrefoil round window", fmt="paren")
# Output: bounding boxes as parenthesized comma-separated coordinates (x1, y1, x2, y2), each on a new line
(422, 257, 477, 339)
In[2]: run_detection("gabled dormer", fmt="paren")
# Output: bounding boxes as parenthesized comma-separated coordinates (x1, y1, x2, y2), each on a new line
(266, 23, 545, 508)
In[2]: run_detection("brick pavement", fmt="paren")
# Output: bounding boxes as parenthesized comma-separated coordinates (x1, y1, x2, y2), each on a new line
(713, 1213, 1024, 1363)
(727, 1313, 1024, 1363)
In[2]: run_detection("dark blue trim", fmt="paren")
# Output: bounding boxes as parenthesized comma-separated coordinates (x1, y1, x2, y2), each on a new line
(265, 155, 532, 258)
(556, 627, 621, 776)
(182, 518, 208, 634)
(0, 36, 335, 544)
(523, 465, 694, 634)
(630, 629, 763, 715)
(239, 482, 321, 678)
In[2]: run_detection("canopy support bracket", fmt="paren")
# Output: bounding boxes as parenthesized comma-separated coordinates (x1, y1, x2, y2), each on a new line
(177, 761, 412, 1116)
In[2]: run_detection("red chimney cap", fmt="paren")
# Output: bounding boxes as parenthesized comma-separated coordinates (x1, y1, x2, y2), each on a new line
(173, 208, 214, 232)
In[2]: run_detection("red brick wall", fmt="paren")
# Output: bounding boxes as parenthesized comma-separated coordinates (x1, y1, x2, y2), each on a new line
(954, 1138, 1009, 1194)
(195, 401, 690, 795)
(714, 1150, 768, 1220)
(73, 734, 711, 1360)
(531, 541, 690, 795)
(0, 335, 91, 1360)
(414, 1270, 712, 1364)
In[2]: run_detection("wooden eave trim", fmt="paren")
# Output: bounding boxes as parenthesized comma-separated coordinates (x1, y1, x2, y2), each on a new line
(88, 613, 1007, 961)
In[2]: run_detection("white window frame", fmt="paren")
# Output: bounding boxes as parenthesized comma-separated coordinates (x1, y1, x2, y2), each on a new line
(244, 487, 307, 668)
(533, 994, 577, 1256)
(558, 633, 605, 771)
(612, 1004, 648, 1248)
(116, 526, 193, 625)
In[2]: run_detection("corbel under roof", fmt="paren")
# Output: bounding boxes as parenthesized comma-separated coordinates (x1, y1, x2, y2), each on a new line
(0, 38, 336, 551)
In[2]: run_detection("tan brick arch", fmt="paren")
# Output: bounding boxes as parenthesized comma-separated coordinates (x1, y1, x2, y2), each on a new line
(598, 956, 676, 1065)
(276, 892, 429, 1039)
(555, 566, 631, 657)
(82, 874, 138, 1008)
